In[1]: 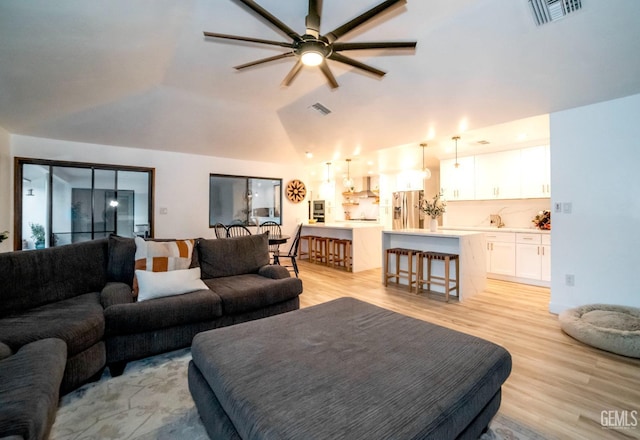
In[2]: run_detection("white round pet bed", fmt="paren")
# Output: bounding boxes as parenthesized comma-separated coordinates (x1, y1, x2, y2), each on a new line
(559, 304, 640, 358)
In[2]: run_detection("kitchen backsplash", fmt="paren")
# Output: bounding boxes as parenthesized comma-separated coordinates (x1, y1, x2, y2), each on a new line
(443, 199, 551, 229)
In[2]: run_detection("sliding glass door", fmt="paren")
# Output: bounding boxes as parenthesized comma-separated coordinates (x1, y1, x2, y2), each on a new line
(15, 158, 154, 250)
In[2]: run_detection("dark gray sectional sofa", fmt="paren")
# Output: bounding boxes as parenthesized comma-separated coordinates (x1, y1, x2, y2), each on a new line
(0, 232, 302, 440)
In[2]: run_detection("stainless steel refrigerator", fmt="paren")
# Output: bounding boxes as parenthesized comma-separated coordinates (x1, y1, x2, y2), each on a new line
(392, 190, 424, 229)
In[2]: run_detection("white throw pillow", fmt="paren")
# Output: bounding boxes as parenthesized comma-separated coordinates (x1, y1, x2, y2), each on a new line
(135, 267, 208, 302)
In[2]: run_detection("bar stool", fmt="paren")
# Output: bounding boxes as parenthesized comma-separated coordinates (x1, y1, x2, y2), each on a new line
(328, 238, 352, 271)
(384, 248, 419, 292)
(415, 251, 459, 302)
(299, 235, 315, 261)
(311, 237, 329, 265)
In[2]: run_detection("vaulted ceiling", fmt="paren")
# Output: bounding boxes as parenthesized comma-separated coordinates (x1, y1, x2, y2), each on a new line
(1, 0, 640, 175)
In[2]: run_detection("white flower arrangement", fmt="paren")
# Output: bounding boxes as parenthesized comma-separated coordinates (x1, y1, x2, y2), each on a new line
(421, 193, 447, 219)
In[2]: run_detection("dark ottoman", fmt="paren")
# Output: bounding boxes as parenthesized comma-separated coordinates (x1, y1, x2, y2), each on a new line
(189, 297, 512, 440)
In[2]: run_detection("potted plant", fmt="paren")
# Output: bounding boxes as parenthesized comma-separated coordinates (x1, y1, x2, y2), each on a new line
(420, 193, 447, 232)
(0, 230, 8, 244)
(30, 223, 46, 249)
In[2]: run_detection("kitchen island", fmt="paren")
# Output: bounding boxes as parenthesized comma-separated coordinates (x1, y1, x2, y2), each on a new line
(382, 229, 487, 301)
(301, 223, 383, 272)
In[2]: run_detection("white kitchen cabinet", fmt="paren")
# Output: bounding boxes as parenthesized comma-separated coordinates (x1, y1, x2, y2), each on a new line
(485, 232, 516, 276)
(515, 233, 551, 281)
(474, 150, 522, 200)
(440, 156, 475, 200)
(520, 145, 550, 198)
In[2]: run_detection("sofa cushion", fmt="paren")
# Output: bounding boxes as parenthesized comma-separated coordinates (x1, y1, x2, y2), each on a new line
(136, 267, 208, 301)
(0, 239, 108, 318)
(0, 292, 104, 356)
(204, 274, 303, 315)
(107, 234, 136, 286)
(199, 233, 270, 279)
(0, 338, 67, 440)
(104, 289, 223, 336)
(0, 342, 11, 361)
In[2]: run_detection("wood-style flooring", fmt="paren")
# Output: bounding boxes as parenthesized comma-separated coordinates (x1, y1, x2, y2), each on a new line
(295, 260, 640, 440)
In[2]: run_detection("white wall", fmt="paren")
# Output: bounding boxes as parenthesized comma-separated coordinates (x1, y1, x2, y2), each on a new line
(9, 135, 309, 240)
(549, 93, 640, 313)
(0, 127, 10, 252)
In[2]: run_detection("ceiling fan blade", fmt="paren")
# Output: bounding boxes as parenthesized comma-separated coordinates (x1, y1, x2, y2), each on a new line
(324, 0, 405, 43)
(306, 0, 323, 36)
(203, 32, 294, 48)
(235, 0, 303, 42)
(234, 52, 295, 70)
(282, 60, 304, 87)
(319, 62, 339, 89)
(328, 52, 386, 77)
(332, 41, 416, 51)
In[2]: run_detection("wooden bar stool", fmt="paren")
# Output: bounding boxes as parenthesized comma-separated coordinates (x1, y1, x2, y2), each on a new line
(416, 251, 460, 302)
(328, 238, 352, 271)
(384, 248, 419, 292)
(299, 235, 315, 261)
(311, 237, 329, 265)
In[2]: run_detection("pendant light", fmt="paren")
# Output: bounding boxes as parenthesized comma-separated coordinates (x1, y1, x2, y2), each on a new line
(452, 136, 461, 168)
(343, 159, 354, 190)
(325, 162, 332, 182)
(419, 143, 432, 179)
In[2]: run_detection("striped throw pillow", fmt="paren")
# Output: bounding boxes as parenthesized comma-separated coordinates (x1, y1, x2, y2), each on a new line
(133, 237, 196, 298)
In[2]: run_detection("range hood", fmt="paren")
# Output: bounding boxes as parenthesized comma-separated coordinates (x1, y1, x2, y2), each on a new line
(355, 177, 378, 198)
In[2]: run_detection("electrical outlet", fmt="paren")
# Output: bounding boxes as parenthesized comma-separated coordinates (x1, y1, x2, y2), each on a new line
(159, 207, 168, 215)
(565, 274, 575, 286)
(562, 202, 572, 214)
(554, 202, 562, 213)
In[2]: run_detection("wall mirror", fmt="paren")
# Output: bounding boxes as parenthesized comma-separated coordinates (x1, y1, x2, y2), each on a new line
(209, 174, 282, 226)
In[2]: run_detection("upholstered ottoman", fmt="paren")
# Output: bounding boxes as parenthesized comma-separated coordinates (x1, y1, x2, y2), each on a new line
(189, 297, 512, 440)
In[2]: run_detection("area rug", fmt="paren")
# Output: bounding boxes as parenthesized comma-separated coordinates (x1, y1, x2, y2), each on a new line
(50, 349, 548, 440)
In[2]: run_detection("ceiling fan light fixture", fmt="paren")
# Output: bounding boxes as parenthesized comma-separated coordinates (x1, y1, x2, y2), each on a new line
(301, 50, 324, 66)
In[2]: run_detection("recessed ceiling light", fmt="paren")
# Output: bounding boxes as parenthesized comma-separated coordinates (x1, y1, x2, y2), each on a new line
(305, 151, 313, 158)
(477, 140, 490, 145)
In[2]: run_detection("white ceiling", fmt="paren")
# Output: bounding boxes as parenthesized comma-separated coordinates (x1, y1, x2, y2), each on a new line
(1, 0, 640, 177)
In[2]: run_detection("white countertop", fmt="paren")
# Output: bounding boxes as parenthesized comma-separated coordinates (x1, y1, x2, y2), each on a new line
(304, 222, 383, 230)
(383, 228, 485, 238)
(441, 226, 551, 234)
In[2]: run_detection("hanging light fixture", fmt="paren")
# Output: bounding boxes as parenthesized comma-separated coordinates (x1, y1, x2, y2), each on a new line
(24, 178, 35, 196)
(419, 143, 432, 179)
(325, 162, 332, 182)
(343, 159, 354, 190)
(452, 136, 461, 168)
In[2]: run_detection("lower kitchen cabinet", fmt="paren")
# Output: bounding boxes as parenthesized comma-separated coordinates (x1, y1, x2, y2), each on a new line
(515, 233, 551, 282)
(486, 232, 516, 276)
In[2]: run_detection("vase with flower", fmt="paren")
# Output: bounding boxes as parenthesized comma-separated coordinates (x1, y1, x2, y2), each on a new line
(532, 210, 551, 230)
(420, 193, 447, 232)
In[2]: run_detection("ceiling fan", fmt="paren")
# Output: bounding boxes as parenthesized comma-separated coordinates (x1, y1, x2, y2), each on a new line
(203, 0, 417, 89)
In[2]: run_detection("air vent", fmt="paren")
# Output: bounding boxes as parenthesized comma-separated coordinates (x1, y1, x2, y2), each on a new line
(529, 0, 582, 26)
(310, 102, 332, 116)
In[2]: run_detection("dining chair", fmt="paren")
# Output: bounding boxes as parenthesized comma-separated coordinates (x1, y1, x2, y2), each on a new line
(274, 223, 302, 278)
(260, 221, 282, 262)
(226, 224, 252, 237)
(213, 222, 228, 239)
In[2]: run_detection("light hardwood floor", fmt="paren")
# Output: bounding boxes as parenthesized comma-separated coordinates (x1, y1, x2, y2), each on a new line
(295, 260, 640, 440)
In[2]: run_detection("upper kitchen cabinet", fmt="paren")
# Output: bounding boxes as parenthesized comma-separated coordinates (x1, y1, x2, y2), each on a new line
(440, 156, 475, 200)
(474, 150, 522, 200)
(520, 145, 551, 198)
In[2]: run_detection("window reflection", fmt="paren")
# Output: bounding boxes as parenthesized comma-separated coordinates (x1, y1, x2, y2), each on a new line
(209, 174, 282, 226)
(17, 159, 154, 250)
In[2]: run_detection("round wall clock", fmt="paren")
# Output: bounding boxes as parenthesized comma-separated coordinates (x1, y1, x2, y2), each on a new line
(286, 179, 306, 203)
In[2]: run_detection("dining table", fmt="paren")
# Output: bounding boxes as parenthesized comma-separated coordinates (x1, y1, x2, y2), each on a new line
(268, 234, 290, 246)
